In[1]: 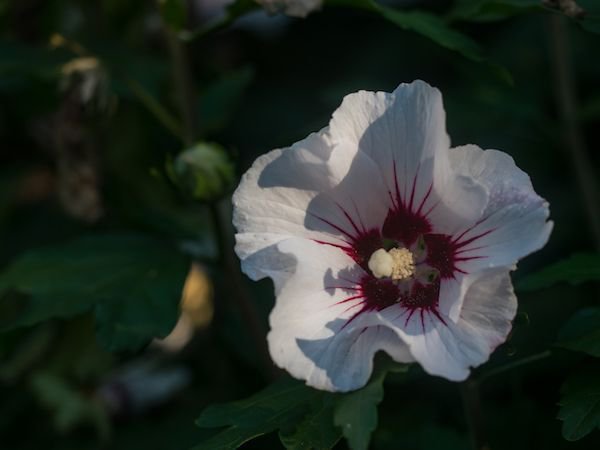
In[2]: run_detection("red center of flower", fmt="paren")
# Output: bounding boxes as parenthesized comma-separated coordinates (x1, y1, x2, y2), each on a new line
(316, 169, 489, 328)
(318, 201, 456, 327)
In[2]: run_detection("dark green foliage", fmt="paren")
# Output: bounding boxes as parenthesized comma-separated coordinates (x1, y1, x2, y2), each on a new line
(194, 378, 321, 449)
(194, 359, 406, 449)
(330, 0, 485, 61)
(198, 67, 255, 135)
(517, 253, 600, 292)
(558, 308, 600, 357)
(448, 0, 542, 22)
(333, 371, 386, 450)
(558, 366, 600, 441)
(0, 235, 189, 351)
(279, 396, 341, 450)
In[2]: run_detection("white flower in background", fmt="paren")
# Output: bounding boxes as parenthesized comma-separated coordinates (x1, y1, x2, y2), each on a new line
(256, 0, 322, 18)
(233, 81, 552, 392)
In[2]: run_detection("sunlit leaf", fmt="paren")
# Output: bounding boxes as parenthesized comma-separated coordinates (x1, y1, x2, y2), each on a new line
(558, 366, 600, 441)
(516, 253, 600, 292)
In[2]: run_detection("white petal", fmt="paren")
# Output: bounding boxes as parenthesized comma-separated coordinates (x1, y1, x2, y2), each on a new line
(289, 322, 414, 392)
(426, 170, 488, 236)
(234, 131, 389, 281)
(233, 132, 331, 259)
(378, 269, 517, 381)
(438, 275, 471, 321)
(330, 81, 449, 209)
(448, 145, 553, 272)
(329, 81, 487, 236)
(267, 238, 413, 392)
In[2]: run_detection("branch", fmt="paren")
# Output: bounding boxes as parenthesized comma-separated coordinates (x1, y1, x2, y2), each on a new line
(549, 15, 600, 249)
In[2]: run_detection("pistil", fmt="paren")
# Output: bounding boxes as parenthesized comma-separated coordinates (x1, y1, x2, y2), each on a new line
(367, 247, 415, 280)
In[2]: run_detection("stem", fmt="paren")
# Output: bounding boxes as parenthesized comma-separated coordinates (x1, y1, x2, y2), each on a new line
(125, 78, 184, 140)
(209, 202, 274, 375)
(460, 379, 489, 450)
(549, 15, 600, 249)
(178, 14, 230, 42)
(161, 11, 273, 375)
(479, 350, 552, 382)
(165, 28, 198, 147)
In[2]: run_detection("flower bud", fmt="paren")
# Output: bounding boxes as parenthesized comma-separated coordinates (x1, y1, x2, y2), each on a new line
(170, 142, 235, 202)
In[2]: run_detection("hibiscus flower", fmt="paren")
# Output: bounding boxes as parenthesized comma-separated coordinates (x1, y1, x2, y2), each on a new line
(233, 80, 552, 392)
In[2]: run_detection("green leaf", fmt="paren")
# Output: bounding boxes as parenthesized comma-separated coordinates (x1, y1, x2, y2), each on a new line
(558, 308, 600, 357)
(516, 253, 600, 292)
(279, 396, 341, 450)
(195, 361, 406, 449)
(198, 66, 254, 134)
(333, 371, 385, 450)
(581, 15, 600, 34)
(193, 426, 266, 449)
(194, 378, 316, 449)
(448, 0, 541, 23)
(379, 8, 484, 61)
(94, 281, 183, 352)
(332, 358, 408, 450)
(0, 41, 73, 80)
(328, 0, 511, 83)
(558, 366, 600, 441)
(328, 0, 509, 81)
(0, 234, 188, 351)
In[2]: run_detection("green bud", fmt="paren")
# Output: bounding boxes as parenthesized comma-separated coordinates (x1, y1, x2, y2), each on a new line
(170, 142, 235, 202)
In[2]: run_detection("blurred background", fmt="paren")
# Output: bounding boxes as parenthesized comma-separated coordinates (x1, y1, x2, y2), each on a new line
(0, 0, 599, 449)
